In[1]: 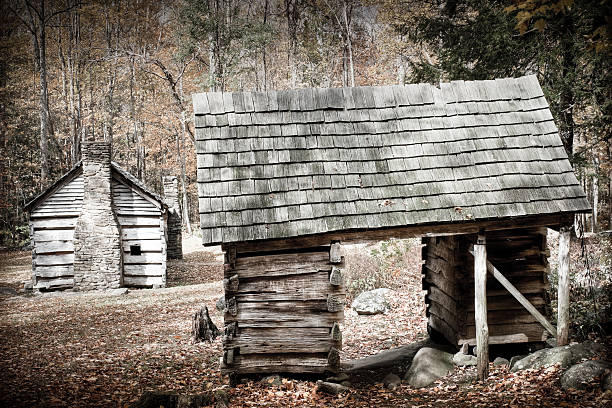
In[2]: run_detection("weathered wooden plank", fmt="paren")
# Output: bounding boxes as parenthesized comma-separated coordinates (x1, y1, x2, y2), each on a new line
(557, 226, 571, 346)
(34, 278, 74, 289)
(224, 308, 343, 328)
(222, 353, 332, 374)
(35, 265, 74, 278)
(428, 286, 457, 315)
(234, 271, 341, 299)
(458, 333, 529, 346)
(466, 294, 546, 311)
(465, 322, 545, 342)
(117, 215, 162, 227)
(428, 302, 458, 331)
(466, 309, 541, 325)
(232, 251, 331, 279)
(123, 252, 165, 264)
(219, 213, 573, 251)
(224, 335, 336, 354)
(123, 264, 164, 276)
(470, 248, 556, 337)
(123, 275, 164, 286)
(121, 227, 161, 240)
(35, 253, 74, 266)
(31, 218, 77, 229)
(30, 211, 81, 218)
(122, 240, 162, 252)
(474, 232, 489, 380)
(429, 313, 457, 344)
(33, 229, 74, 242)
(35, 241, 74, 254)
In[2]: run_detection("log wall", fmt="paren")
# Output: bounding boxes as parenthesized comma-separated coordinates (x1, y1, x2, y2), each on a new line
(221, 243, 345, 376)
(29, 173, 166, 290)
(422, 227, 550, 345)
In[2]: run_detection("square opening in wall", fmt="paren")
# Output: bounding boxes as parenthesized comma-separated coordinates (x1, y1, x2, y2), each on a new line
(130, 245, 142, 256)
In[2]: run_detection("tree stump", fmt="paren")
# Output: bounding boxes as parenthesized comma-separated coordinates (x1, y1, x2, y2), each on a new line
(192, 306, 219, 343)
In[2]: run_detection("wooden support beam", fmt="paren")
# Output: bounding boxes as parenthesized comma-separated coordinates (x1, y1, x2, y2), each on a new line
(474, 232, 489, 381)
(557, 226, 571, 346)
(469, 248, 557, 337)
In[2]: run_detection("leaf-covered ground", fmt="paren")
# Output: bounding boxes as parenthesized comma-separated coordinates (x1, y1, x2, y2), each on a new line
(0, 239, 609, 407)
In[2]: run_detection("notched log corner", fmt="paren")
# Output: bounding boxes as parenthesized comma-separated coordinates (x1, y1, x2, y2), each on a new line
(223, 275, 239, 292)
(329, 267, 343, 286)
(192, 306, 220, 343)
(327, 294, 344, 312)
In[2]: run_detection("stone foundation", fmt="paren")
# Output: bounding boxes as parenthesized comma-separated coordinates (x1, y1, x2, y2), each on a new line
(73, 141, 122, 290)
(163, 176, 183, 259)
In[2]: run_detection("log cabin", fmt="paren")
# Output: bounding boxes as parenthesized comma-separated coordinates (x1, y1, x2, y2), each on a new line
(192, 75, 590, 379)
(24, 141, 180, 291)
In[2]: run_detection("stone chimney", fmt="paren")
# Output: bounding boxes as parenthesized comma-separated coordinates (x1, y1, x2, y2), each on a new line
(73, 141, 122, 290)
(163, 176, 183, 259)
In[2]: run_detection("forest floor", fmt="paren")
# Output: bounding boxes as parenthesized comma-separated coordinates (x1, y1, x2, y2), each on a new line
(0, 236, 610, 407)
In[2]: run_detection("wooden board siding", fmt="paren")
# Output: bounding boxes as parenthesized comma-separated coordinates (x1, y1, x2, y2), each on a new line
(423, 227, 550, 345)
(28, 171, 166, 290)
(30, 175, 83, 290)
(221, 245, 344, 376)
(113, 178, 166, 288)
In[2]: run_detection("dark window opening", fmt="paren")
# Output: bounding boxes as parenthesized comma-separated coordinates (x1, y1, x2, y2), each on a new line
(130, 245, 142, 256)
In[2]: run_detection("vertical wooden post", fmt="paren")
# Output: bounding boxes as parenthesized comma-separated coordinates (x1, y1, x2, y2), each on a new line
(474, 232, 489, 381)
(557, 226, 571, 346)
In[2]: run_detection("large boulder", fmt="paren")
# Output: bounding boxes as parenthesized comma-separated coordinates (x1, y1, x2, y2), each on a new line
(351, 288, 393, 315)
(560, 360, 612, 390)
(511, 341, 605, 372)
(343, 339, 436, 375)
(452, 352, 477, 367)
(404, 347, 454, 388)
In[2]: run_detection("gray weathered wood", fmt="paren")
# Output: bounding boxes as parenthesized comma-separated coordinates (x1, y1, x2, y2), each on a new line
(458, 333, 529, 346)
(122, 275, 164, 286)
(557, 226, 571, 346)
(123, 264, 164, 276)
(469, 247, 556, 336)
(474, 232, 489, 380)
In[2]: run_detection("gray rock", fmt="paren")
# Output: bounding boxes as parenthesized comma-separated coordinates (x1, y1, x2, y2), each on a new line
(603, 372, 612, 391)
(404, 347, 454, 388)
(383, 373, 401, 390)
(453, 352, 477, 367)
(511, 341, 605, 372)
(215, 296, 226, 311)
(316, 380, 349, 395)
(560, 360, 612, 390)
(546, 337, 558, 348)
(343, 339, 436, 374)
(509, 355, 526, 370)
(0, 287, 18, 296)
(351, 288, 393, 315)
(326, 373, 350, 383)
(109, 288, 128, 295)
(493, 357, 510, 367)
(261, 375, 282, 386)
(340, 381, 352, 388)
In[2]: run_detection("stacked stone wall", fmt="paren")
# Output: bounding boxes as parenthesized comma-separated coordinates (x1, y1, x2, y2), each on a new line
(73, 141, 122, 290)
(163, 176, 183, 259)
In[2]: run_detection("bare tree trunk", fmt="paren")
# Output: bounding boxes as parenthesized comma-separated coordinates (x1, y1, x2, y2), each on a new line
(592, 155, 599, 232)
(342, 0, 355, 87)
(178, 78, 192, 235)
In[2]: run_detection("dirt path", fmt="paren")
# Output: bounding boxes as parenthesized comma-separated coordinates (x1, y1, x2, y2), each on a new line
(0, 240, 607, 407)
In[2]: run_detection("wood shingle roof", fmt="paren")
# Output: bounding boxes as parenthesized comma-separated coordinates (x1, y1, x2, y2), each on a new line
(193, 75, 590, 245)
